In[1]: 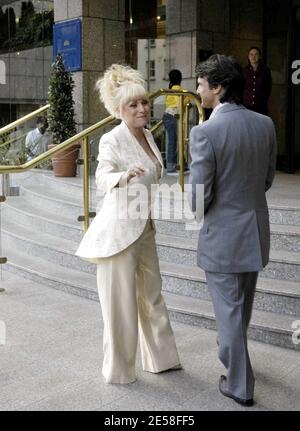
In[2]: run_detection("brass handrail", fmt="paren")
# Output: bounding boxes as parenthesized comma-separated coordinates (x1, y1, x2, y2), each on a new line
(0, 104, 50, 136)
(149, 88, 204, 122)
(0, 114, 115, 232)
(0, 114, 115, 173)
(0, 89, 203, 231)
(149, 89, 204, 189)
(0, 131, 27, 149)
(150, 119, 163, 135)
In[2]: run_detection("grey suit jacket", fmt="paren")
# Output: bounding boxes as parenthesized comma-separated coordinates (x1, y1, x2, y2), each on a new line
(189, 103, 277, 273)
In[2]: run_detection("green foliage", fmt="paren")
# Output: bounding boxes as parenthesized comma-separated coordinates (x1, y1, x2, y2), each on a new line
(0, 2, 53, 53)
(0, 133, 11, 165)
(0, 129, 52, 168)
(0, 131, 28, 165)
(19, 0, 35, 29)
(47, 54, 77, 144)
(0, 7, 16, 48)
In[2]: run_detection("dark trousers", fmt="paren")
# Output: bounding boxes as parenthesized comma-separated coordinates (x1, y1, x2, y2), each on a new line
(163, 112, 178, 172)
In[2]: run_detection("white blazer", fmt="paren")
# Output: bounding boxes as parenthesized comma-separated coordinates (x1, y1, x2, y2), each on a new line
(76, 121, 164, 261)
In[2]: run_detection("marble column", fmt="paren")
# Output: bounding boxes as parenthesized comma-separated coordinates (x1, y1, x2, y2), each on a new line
(165, 0, 263, 92)
(54, 0, 126, 130)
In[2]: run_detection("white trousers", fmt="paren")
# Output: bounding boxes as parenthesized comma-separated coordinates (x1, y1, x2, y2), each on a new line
(95, 219, 180, 384)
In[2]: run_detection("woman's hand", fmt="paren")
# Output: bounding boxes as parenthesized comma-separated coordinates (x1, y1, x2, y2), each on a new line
(126, 166, 145, 183)
(117, 166, 145, 187)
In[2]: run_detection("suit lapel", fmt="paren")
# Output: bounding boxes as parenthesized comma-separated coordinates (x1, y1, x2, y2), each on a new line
(120, 121, 164, 177)
(144, 129, 164, 171)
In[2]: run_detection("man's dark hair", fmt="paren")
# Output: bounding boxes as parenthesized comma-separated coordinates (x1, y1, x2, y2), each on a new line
(168, 69, 182, 88)
(36, 116, 48, 133)
(195, 54, 245, 104)
(36, 116, 47, 126)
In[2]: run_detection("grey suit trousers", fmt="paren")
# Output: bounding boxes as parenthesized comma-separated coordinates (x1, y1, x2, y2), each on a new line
(205, 271, 258, 400)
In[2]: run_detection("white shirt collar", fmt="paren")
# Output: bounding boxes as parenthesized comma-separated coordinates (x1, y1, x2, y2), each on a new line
(209, 102, 229, 120)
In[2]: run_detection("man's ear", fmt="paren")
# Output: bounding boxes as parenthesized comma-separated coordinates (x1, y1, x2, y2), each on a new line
(212, 84, 223, 96)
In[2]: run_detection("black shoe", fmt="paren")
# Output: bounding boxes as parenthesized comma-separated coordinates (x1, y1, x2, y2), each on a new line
(219, 375, 254, 407)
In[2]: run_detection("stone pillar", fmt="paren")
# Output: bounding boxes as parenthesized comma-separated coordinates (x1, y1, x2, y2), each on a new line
(166, 0, 200, 91)
(166, 0, 263, 92)
(54, 0, 126, 131)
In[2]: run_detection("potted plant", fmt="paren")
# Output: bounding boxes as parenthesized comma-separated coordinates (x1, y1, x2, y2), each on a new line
(47, 53, 80, 177)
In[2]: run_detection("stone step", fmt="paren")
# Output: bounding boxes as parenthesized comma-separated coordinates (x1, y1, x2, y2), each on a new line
(2, 211, 300, 283)
(41, 172, 93, 193)
(155, 218, 300, 251)
(269, 205, 300, 226)
(2, 246, 98, 301)
(1, 217, 300, 316)
(1, 220, 93, 276)
(18, 175, 300, 227)
(164, 292, 300, 351)
(45, 173, 300, 225)
(156, 234, 300, 282)
(43, 173, 104, 211)
(19, 182, 191, 222)
(3, 248, 299, 351)
(2, 196, 84, 243)
(160, 261, 300, 316)
(21, 183, 88, 220)
(268, 223, 300, 252)
(3, 195, 300, 254)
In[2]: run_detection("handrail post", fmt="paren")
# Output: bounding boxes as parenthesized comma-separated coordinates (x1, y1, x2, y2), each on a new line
(184, 103, 190, 168)
(0, 194, 7, 290)
(1, 173, 10, 196)
(82, 136, 90, 232)
(178, 94, 185, 191)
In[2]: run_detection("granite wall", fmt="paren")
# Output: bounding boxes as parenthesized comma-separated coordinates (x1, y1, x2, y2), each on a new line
(165, 0, 263, 92)
(54, 0, 125, 131)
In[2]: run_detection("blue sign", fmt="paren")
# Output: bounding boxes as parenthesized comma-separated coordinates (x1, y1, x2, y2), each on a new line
(53, 19, 82, 72)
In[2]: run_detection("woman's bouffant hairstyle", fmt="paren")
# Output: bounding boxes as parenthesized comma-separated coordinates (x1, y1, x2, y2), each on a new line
(195, 54, 245, 104)
(95, 64, 148, 118)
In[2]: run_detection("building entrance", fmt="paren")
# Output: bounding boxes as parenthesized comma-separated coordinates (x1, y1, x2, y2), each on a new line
(291, 6, 300, 171)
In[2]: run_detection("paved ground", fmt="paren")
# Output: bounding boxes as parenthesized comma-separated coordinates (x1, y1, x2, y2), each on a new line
(0, 271, 299, 411)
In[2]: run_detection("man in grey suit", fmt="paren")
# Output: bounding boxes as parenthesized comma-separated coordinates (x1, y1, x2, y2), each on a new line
(188, 55, 277, 407)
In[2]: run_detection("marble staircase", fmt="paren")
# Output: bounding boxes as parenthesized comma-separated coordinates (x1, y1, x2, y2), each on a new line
(1, 171, 300, 351)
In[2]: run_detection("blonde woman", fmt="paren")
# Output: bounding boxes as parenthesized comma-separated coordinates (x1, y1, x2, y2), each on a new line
(76, 64, 180, 384)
